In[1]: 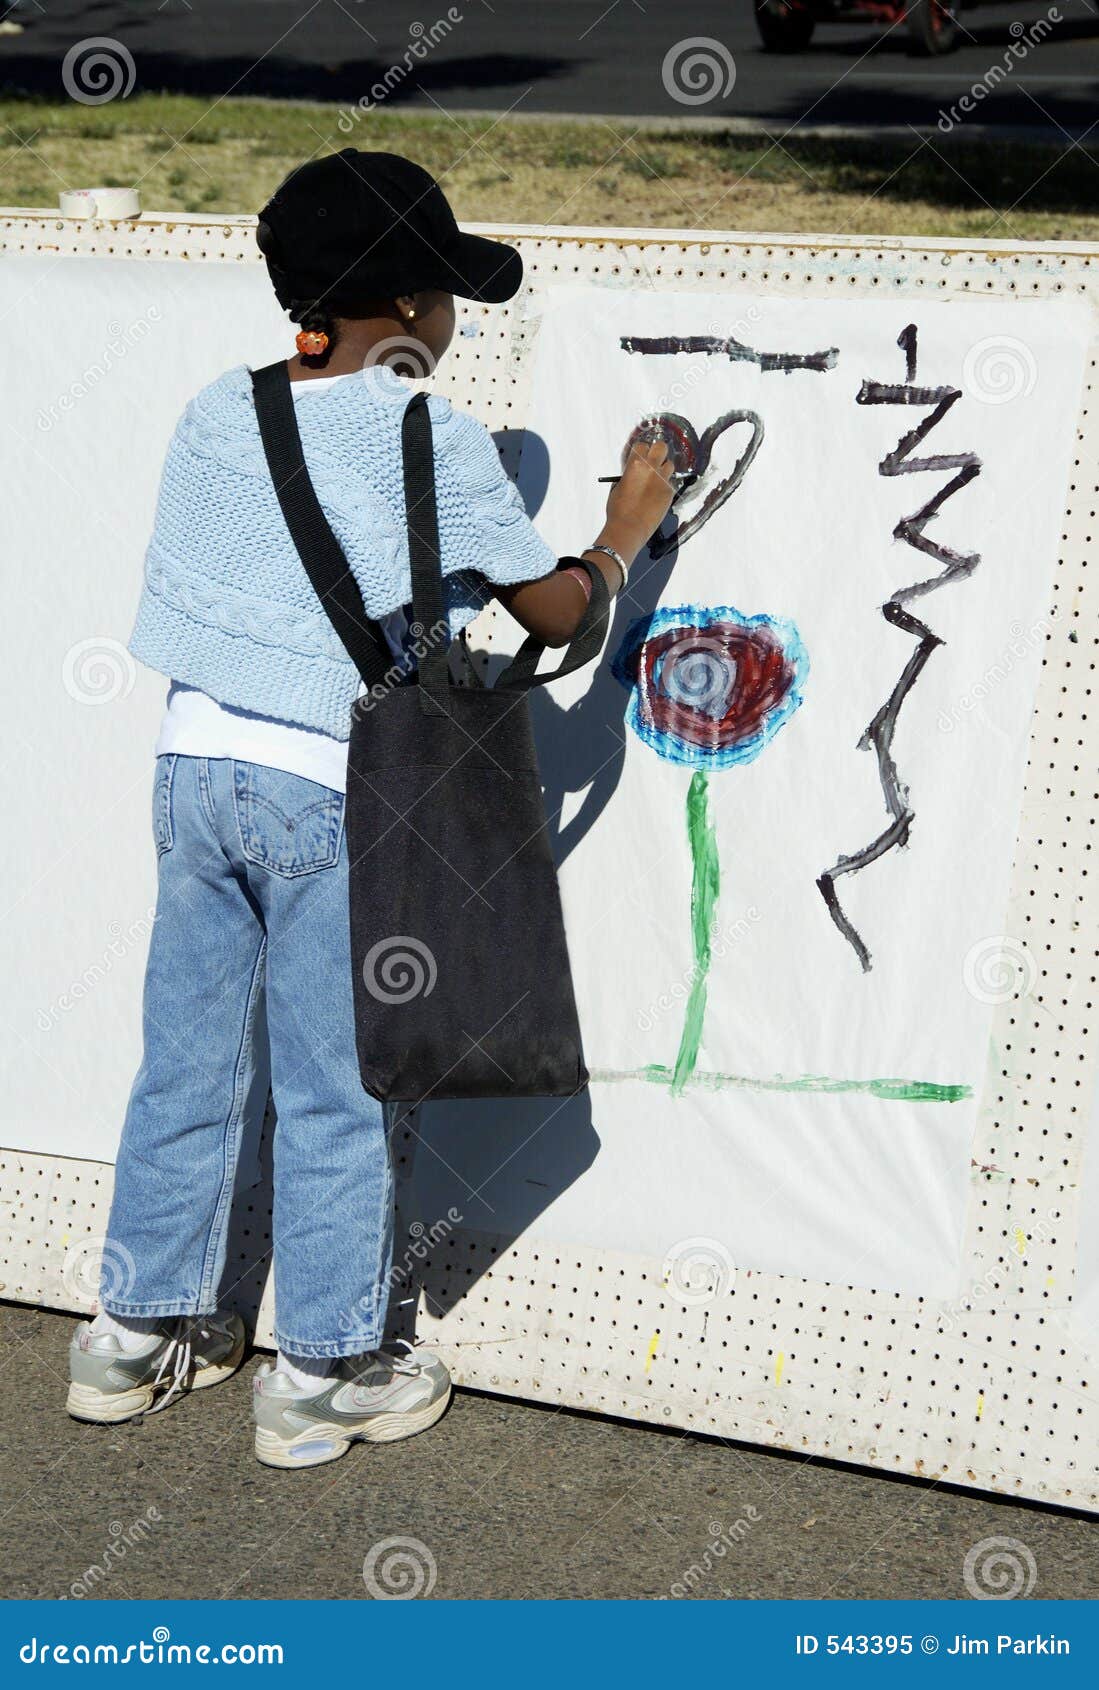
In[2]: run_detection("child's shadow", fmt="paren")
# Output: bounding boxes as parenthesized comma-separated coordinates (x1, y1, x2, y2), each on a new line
(487, 427, 681, 870)
(383, 433, 682, 1336)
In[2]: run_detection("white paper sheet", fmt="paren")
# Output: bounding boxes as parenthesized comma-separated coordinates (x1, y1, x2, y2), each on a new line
(466, 284, 1089, 1298)
(1, 256, 290, 1164)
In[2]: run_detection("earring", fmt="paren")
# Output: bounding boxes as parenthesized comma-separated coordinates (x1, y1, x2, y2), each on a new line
(407, 309, 416, 321)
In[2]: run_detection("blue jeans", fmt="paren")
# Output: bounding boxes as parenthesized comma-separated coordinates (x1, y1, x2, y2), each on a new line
(102, 755, 393, 1358)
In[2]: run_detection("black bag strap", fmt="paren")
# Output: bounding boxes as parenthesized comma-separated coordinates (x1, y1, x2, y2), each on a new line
(251, 361, 394, 690)
(401, 395, 450, 705)
(495, 557, 611, 691)
(400, 395, 612, 698)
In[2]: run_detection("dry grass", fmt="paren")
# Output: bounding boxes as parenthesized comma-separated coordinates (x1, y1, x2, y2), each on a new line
(0, 95, 1096, 242)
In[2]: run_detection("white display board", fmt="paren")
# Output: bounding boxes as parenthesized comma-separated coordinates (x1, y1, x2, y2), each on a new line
(1, 210, 1097, 1513)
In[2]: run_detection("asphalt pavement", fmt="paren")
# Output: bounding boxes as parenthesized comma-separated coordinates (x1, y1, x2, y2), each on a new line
(0, 0, 1097, 134)
(4, 1304, 1097, 1600)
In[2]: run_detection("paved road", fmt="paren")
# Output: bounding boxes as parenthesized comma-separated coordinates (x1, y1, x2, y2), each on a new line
(5, 1304, 1097, 1600)
(1, 0, 1097, 133)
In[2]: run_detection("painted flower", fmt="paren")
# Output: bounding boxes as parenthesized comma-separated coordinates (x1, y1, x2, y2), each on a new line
(612, 602, 808, 1094)
(612, 605, 808, 770)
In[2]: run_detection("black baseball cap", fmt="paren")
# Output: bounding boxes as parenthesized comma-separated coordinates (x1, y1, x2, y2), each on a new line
(257, 150, 523, 315)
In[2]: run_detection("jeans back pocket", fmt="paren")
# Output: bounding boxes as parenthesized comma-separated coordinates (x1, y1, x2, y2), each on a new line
(232, 762, 344, 878)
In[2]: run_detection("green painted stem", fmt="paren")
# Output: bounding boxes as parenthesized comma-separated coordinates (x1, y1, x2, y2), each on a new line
(671, 769, 721, 1095)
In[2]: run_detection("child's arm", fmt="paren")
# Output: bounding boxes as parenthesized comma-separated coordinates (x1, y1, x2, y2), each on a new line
(496, 439, 675, 646)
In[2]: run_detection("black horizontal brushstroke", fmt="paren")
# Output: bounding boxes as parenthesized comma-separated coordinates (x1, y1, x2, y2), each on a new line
(858, 382, 954, 407)
(620, 334, 839, 374)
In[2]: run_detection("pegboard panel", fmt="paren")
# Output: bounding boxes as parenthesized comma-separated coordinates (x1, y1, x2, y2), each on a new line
(2, 210, 1097, 1512)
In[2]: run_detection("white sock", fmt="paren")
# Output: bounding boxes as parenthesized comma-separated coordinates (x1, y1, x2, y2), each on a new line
(276, 1350, 336, 1391)
(90, 1309, 162, 1353)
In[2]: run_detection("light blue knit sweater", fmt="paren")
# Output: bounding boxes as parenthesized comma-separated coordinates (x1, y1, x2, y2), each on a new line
(129, 364, 556, 739)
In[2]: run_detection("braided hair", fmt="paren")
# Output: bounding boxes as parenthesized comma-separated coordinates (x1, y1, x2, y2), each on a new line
(256, 216, 338, 359)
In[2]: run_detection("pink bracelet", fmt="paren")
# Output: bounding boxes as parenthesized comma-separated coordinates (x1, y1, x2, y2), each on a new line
(561, 565, 593, 603)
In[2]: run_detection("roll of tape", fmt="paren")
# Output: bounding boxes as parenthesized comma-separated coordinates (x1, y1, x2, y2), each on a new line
(58, 190, 97, 219)
(59, 187, 141, 220)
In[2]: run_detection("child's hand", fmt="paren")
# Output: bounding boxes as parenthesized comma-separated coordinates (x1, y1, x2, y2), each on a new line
(606, 439, 677, 549)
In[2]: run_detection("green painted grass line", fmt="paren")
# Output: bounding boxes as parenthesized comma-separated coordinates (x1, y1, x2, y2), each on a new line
(589, 1065, 971, 1104)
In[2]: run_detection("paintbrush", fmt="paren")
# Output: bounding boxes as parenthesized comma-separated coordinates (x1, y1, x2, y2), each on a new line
(597, 472, 697, 485)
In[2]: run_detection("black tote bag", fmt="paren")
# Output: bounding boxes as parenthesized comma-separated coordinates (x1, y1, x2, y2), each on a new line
(251, 362, 611, 1104)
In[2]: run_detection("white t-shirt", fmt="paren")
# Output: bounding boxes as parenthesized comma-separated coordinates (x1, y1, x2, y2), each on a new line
(154, 374, 410, 796)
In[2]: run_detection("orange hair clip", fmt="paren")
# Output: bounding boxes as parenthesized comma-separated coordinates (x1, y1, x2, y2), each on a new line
(296, 328, 329, 357)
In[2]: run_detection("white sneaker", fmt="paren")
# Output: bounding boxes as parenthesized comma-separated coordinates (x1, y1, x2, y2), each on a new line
(252, 1343, 451, 1469)
(67, 1312, 245, 1423)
